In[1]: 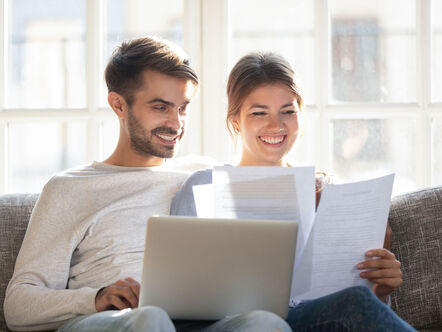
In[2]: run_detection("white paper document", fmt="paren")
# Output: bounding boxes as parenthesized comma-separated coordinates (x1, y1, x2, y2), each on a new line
(211, 166, 315, 260)
(291, 173, 395, 300)
(195, 166, 316, 267)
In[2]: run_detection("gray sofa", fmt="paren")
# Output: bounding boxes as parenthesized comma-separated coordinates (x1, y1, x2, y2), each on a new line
(1, 188, 441, 332)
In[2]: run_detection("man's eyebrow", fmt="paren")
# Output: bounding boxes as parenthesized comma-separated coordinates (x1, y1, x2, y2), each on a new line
(147, 98, 175, 107)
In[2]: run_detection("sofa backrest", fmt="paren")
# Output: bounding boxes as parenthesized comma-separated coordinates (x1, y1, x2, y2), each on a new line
(389, 186, 442, 330)
(0, 194, 39, 332)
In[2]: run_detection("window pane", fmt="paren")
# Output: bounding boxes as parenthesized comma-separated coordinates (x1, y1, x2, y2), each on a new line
(287, 111, 317, 166)
(7, 0, 86, 108)
(332, 119, 418, 195)
(229, 0, 315, 104)
(102, 119, 119, 159)
(432, 117, 442, 185)
(8, 122, 87, 193)
(102, 0, 184, 106)
(331, 0, 416, 103)
(432, 0, 442, 102)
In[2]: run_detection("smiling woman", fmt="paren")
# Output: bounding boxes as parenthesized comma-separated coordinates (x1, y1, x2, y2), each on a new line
(170, 51, 414, 332)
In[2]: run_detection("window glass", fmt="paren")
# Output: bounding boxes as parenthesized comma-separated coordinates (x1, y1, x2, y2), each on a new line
(432, 0, 442, 102)
(330, 0, 416, 103)
(8, 122, 87, 193)
(7, 0, 86, 108)
(287, 111, 317, 166)
(102, 119, 119, 159)
(332, 118, 418, 195)
(102, 0, 184, 106)
(229, 0, 315, 104)
(432, 117, 442, 184)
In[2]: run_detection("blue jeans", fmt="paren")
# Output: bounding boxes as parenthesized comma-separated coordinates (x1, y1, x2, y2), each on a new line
(57, 286, 415, 332)
(57, 306, 291, 332)
(287, 286, 415, 331)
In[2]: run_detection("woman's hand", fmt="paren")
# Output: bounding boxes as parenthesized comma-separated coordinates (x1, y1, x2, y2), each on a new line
(357, 248, 402, 303)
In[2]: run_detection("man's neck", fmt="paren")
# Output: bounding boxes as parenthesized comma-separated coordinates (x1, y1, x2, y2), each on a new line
(102, 151, 165, 167)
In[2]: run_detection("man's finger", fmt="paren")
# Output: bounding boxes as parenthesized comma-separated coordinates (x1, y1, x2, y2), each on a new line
(108, 294, 130, 310)
(113, 285, 138, 308)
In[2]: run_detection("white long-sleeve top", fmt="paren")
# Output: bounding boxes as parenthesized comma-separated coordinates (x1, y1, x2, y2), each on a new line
(4, 158, 215, 331)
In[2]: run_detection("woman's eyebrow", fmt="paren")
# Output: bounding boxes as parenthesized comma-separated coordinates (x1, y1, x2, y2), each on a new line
(248, 104, 269, 110)
(280, 103, 295, 108)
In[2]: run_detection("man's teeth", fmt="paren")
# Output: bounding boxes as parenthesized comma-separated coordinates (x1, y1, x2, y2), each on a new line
(157, 134, 176, 141)
(259, 136, 284, 144)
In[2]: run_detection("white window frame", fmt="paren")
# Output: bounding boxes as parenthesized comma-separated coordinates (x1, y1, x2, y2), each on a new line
(0, 0, 440, 193)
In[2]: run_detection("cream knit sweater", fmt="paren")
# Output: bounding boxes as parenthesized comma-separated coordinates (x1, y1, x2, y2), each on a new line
(4, 158, 215, 331)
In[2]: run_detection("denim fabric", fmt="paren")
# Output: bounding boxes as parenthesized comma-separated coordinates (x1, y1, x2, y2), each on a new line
(287, 286, 415, 332)
(57, 287, 415, 332)
(57, 307, 291, 332)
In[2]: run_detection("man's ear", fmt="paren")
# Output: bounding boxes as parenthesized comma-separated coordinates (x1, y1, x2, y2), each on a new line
(108, 92, 128, 119)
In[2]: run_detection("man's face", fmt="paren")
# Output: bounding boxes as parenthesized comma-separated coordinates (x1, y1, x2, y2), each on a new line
(126, 70, 196, 160)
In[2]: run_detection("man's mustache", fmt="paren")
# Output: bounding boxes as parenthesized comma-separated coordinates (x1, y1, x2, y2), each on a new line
(152, 127, 183, 137)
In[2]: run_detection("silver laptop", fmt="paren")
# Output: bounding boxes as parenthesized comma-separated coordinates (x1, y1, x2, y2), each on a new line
(139, 216, 298, 320)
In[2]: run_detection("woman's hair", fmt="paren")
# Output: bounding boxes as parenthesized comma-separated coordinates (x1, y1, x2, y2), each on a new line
(105, 36, 198, 107)
(226, 52, 304, 136)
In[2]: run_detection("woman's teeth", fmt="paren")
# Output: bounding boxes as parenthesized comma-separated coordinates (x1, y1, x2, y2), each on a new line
(157, 134, 176, 141)
(259, 135, 285, 144)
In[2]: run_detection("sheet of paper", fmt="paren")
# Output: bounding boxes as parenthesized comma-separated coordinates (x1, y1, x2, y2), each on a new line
(291, 174, 395, 300)
(212, 166, 315, 267)
(192, 184, 214, 218)
(212, 174, 299, 220)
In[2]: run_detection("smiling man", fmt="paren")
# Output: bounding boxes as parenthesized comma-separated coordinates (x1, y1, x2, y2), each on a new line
(4, 37, 290, 332)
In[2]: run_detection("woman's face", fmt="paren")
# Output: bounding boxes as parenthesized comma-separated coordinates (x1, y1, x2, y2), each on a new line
(232, 83, 300, 166)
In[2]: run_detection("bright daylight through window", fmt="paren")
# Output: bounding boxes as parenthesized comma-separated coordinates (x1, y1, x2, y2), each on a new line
(0, 0, 441, 194)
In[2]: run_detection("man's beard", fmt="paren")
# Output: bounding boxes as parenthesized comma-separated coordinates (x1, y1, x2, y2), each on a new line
(127, 109, 184, 159)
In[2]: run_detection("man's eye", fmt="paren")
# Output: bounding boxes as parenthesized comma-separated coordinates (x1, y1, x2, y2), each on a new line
(154, 105, 167, 111)
(282, 110, 297, 115)
(179, 105, 188, 114)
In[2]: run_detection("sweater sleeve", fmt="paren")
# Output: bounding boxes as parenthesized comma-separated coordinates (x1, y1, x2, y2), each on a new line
(4, 178, 99, 331)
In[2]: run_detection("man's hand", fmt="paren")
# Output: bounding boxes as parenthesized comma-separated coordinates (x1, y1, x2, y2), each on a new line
(95, 277, 140, 312)
(357, 248, 402, 303)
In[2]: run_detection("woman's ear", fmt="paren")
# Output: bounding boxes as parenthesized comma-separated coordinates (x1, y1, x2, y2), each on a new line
(230, 115, 240, 134)
(108, 92, 128, 119)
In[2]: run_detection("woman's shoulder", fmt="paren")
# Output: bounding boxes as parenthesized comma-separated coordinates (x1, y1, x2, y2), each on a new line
(171, 168, 213, 216)
(183, 168, 213, 187)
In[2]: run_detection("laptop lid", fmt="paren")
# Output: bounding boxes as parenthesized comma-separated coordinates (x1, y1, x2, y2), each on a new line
(139, 216, 298, 320)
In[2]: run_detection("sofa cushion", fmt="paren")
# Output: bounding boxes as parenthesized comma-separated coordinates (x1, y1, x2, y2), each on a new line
(389, 186, 442, 330)
(0, 194, 39, 332)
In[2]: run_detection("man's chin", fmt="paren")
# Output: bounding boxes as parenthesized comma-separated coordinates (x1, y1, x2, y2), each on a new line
(154, 145, 178, 159)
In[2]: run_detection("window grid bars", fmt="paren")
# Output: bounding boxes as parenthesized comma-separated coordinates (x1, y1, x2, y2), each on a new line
(0, 0, 441, 193)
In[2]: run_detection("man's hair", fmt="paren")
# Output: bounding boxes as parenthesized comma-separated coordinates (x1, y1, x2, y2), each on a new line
(226, 52, 304, 137)
(105, 36, 198, 106)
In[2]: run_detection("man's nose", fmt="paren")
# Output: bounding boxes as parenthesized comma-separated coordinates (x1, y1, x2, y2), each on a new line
(166, 110, 185, 131)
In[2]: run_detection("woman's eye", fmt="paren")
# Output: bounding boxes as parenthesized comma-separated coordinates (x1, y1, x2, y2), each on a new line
(282, 110, 297, 115)
(252, 111, 266, 116)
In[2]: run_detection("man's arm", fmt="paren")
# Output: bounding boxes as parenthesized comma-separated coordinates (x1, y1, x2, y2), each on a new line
(4, 178, 99, 331)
